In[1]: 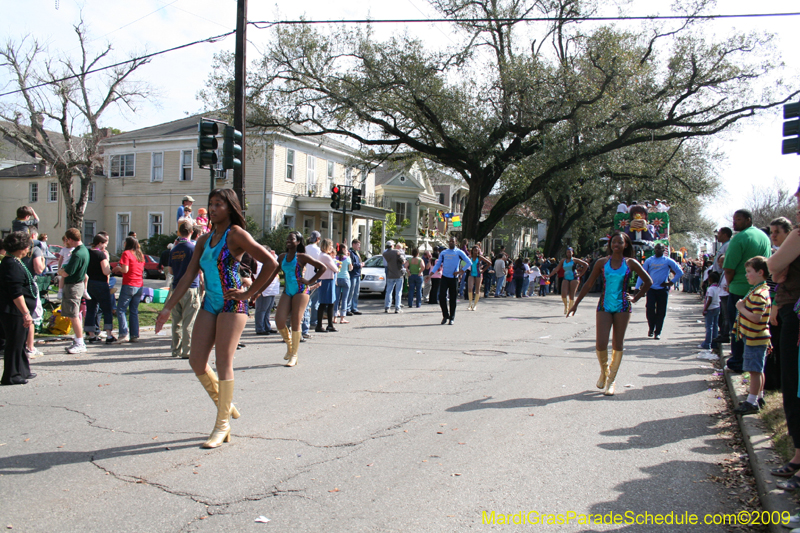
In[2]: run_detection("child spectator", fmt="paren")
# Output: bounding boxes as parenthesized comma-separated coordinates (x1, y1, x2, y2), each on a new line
(195, 208, 209, 233)
(732, 256, 772, 415)
(700, 271, 721, 350)
(12, 206, 39, 234)
(539, 268, 549, 296)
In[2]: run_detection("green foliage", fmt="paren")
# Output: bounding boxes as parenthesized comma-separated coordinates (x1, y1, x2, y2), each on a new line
(369, 212, 410, 254)
(258, 226, 293, 254)
(245, 215, 261, 239)
(140, 233, 177, 256)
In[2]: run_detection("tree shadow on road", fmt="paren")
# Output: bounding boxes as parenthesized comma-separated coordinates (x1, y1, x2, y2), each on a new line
(446, 380, 707, 411)
(0, 437, 202, 475)
(598, 413, 727, 454)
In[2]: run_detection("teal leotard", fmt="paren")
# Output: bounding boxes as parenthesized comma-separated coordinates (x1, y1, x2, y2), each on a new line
(597, 259, 632, 314)
(282, 254, 310, 297)
(470, 258, 481, 277)
(199, 228, 247, 315)
(563, 260, 576, 281)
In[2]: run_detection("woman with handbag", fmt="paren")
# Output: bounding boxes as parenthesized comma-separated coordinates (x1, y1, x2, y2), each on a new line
(0, 232, 40, 385)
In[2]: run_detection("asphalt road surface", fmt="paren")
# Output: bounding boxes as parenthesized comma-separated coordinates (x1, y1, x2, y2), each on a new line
(1, 291, 740, 532)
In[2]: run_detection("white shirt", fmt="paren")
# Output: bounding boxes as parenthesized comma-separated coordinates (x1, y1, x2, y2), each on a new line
(616, 203, 628, 213)
(255, 261, 281, 297)
(303, 243, 322, 279)
(529, 266, 541, 279)
(705, 285, 721, 309)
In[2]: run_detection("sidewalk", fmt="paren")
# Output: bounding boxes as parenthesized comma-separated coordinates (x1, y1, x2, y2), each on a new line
(724, 349, 800, 532)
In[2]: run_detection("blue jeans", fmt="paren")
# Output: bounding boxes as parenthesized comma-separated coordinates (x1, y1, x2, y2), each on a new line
(347, 274, 361, 312)
(458, 274, 467, 298)
(254, 295, 275, 333)
(335, 277, 350, 315)
(701, 307, 720, 349)
(385, 277, 403, 310)
(117, 284, 142, 338)
(408, 274, 423, 308)
(495, 276, 505, 297)
(85, 279, 114, 333)
(521, 278, 530, 296)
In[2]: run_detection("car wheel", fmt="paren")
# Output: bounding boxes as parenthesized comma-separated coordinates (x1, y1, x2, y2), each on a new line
(143, 295, 152, 303)
(144, 270, 151, 279)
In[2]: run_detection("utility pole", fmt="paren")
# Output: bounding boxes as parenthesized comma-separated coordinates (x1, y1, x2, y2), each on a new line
(233, 0, 247, 210)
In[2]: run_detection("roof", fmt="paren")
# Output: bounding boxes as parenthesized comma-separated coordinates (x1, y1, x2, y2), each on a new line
(103, 112, 361, 155)
(0, 163, 48, 178)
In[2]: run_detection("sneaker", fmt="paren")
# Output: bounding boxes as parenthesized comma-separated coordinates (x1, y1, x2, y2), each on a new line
(66, 343, 87, 354)
(758, 397, 766, 409)
(302, 333, 312, 340)
(106, 335, 118, 344)
(129, 336, 139, 343)
(26, 347, 43, 358)
(653, 334, 660, 340)
(117, 335, 129, 343)
(87, 336, 101, 344)
(346, 311, 354, 316)
(99, 331, 108, 340)
(352, 311, 362, 315)
(733, 401, 760, 415)
(385, 308, 389, 313)
(395, 308, 401, 313)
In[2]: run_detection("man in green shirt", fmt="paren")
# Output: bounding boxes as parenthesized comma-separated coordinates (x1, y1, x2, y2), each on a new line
(58, 228, 90, 354)
(722, 209, 772, 372)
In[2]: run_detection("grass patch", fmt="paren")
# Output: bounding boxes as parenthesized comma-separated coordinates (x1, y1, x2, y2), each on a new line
(759, 390, 795, 463)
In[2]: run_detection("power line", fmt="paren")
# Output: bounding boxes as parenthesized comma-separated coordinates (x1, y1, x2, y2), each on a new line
(0, 30, 234, 99)
(249, 11, 800, 26)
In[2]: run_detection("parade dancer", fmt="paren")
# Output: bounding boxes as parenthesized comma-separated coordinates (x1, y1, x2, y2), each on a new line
(431, 236, 471, 325)
(466, 245, 491, 310)
(569, 232, 651, 396)
(156, 189, 278, 448)
(549, 248, 588, 316)
(252, 232, 326, 366)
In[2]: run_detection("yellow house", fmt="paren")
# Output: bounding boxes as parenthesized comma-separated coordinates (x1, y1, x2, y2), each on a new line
(99, 114, 389, 252)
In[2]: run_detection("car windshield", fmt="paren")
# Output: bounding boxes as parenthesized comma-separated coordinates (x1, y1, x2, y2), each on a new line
(363, 256, 385, 268)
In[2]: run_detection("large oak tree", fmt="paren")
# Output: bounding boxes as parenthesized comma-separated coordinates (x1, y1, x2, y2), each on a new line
(205, 0, 796, 241)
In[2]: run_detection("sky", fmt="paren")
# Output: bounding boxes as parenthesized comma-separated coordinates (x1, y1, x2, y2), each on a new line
(3, 0, 800, 245)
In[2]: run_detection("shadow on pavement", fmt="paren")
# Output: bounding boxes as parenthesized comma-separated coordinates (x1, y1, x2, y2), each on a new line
(598, 413, 726, 454)
(0, 437, 202, 475)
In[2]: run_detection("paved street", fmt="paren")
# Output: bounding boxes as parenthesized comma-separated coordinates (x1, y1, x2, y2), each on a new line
(2, 291, 741, 532)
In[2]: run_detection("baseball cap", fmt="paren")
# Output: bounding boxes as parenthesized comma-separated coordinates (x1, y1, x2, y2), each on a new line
(309, 231, 321, 243)
(182, 195, 195, 202)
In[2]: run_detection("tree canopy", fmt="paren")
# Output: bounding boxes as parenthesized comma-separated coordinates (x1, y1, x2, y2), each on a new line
(204, 0, 797, 242)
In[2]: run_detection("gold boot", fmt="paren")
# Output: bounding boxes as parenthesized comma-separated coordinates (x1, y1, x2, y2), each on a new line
(286, 331, 301, 367)
(595, 349, 608, 389)
(467, 292, 474, 310)
(562, 296, 569, 315)
(473, 292, 481, 310)
(203, 379, 233, 448)
(197, 370, 241, 419)
(278, 327, 292, 360)
(604, 350, 623, 396)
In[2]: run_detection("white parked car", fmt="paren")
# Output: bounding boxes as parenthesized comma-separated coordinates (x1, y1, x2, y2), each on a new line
(360, 255, 387, 295)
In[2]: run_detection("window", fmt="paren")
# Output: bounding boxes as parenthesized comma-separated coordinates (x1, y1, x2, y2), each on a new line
(149, 213, 163, 238)
(116, 213, 130, 252)
(110, 154, 135, 177)
(327, 160, 334, 188)
(29, 182, 38, 203)
(345, 167, 353, 187)
(394, 202, 408, 223)
(180, 150, 193, 181)
(282, 214, 295, 229)
(48, 182, 58, 202)
(438, 193, 445, 205)
(87, 181, 96, 203)
(286, 149, 295, 182)
(303, 217, 314, 236)
(151, 152, 163, 182)
(321, 219, 329, 234)
(213, 149, 227, 180)
(84, 220, 96, 243)
(306, 155, 316, 191)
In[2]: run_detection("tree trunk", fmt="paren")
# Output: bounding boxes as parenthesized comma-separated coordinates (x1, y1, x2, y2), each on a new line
(59, 166, 89, 230)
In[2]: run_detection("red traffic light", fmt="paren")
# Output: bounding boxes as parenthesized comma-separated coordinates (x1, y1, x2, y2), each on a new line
(332, 185, 340, 194)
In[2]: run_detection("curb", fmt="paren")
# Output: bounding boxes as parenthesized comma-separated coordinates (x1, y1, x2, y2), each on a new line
(724, 353, 797, 532)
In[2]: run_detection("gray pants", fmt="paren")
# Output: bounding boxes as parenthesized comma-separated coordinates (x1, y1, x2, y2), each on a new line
(171, 287, 200, 358)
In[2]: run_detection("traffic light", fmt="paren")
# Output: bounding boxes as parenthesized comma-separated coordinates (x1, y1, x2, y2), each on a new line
(330, 185, 341, 209)
(197, 119, 219, 168)
(351, 188, 363, 210)
(222, 125, 243, 170)
(783, 101, 800, 155)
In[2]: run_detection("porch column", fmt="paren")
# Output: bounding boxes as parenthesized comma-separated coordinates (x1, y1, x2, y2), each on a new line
(328, 211, 334, 240)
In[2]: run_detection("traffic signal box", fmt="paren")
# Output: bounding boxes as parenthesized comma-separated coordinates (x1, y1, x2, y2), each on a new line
(351, 188, 363, 210)
(331, 185, 341, 209)
(197, 119, 219, 168)
(783, 101, 800, 155)
(222, 126, 243, 170)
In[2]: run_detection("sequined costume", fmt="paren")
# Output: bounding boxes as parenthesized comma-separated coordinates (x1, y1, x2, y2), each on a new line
(282, 254, 310, 297)
(199, 228, 247, 314)
(597, 259, 632, 314)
